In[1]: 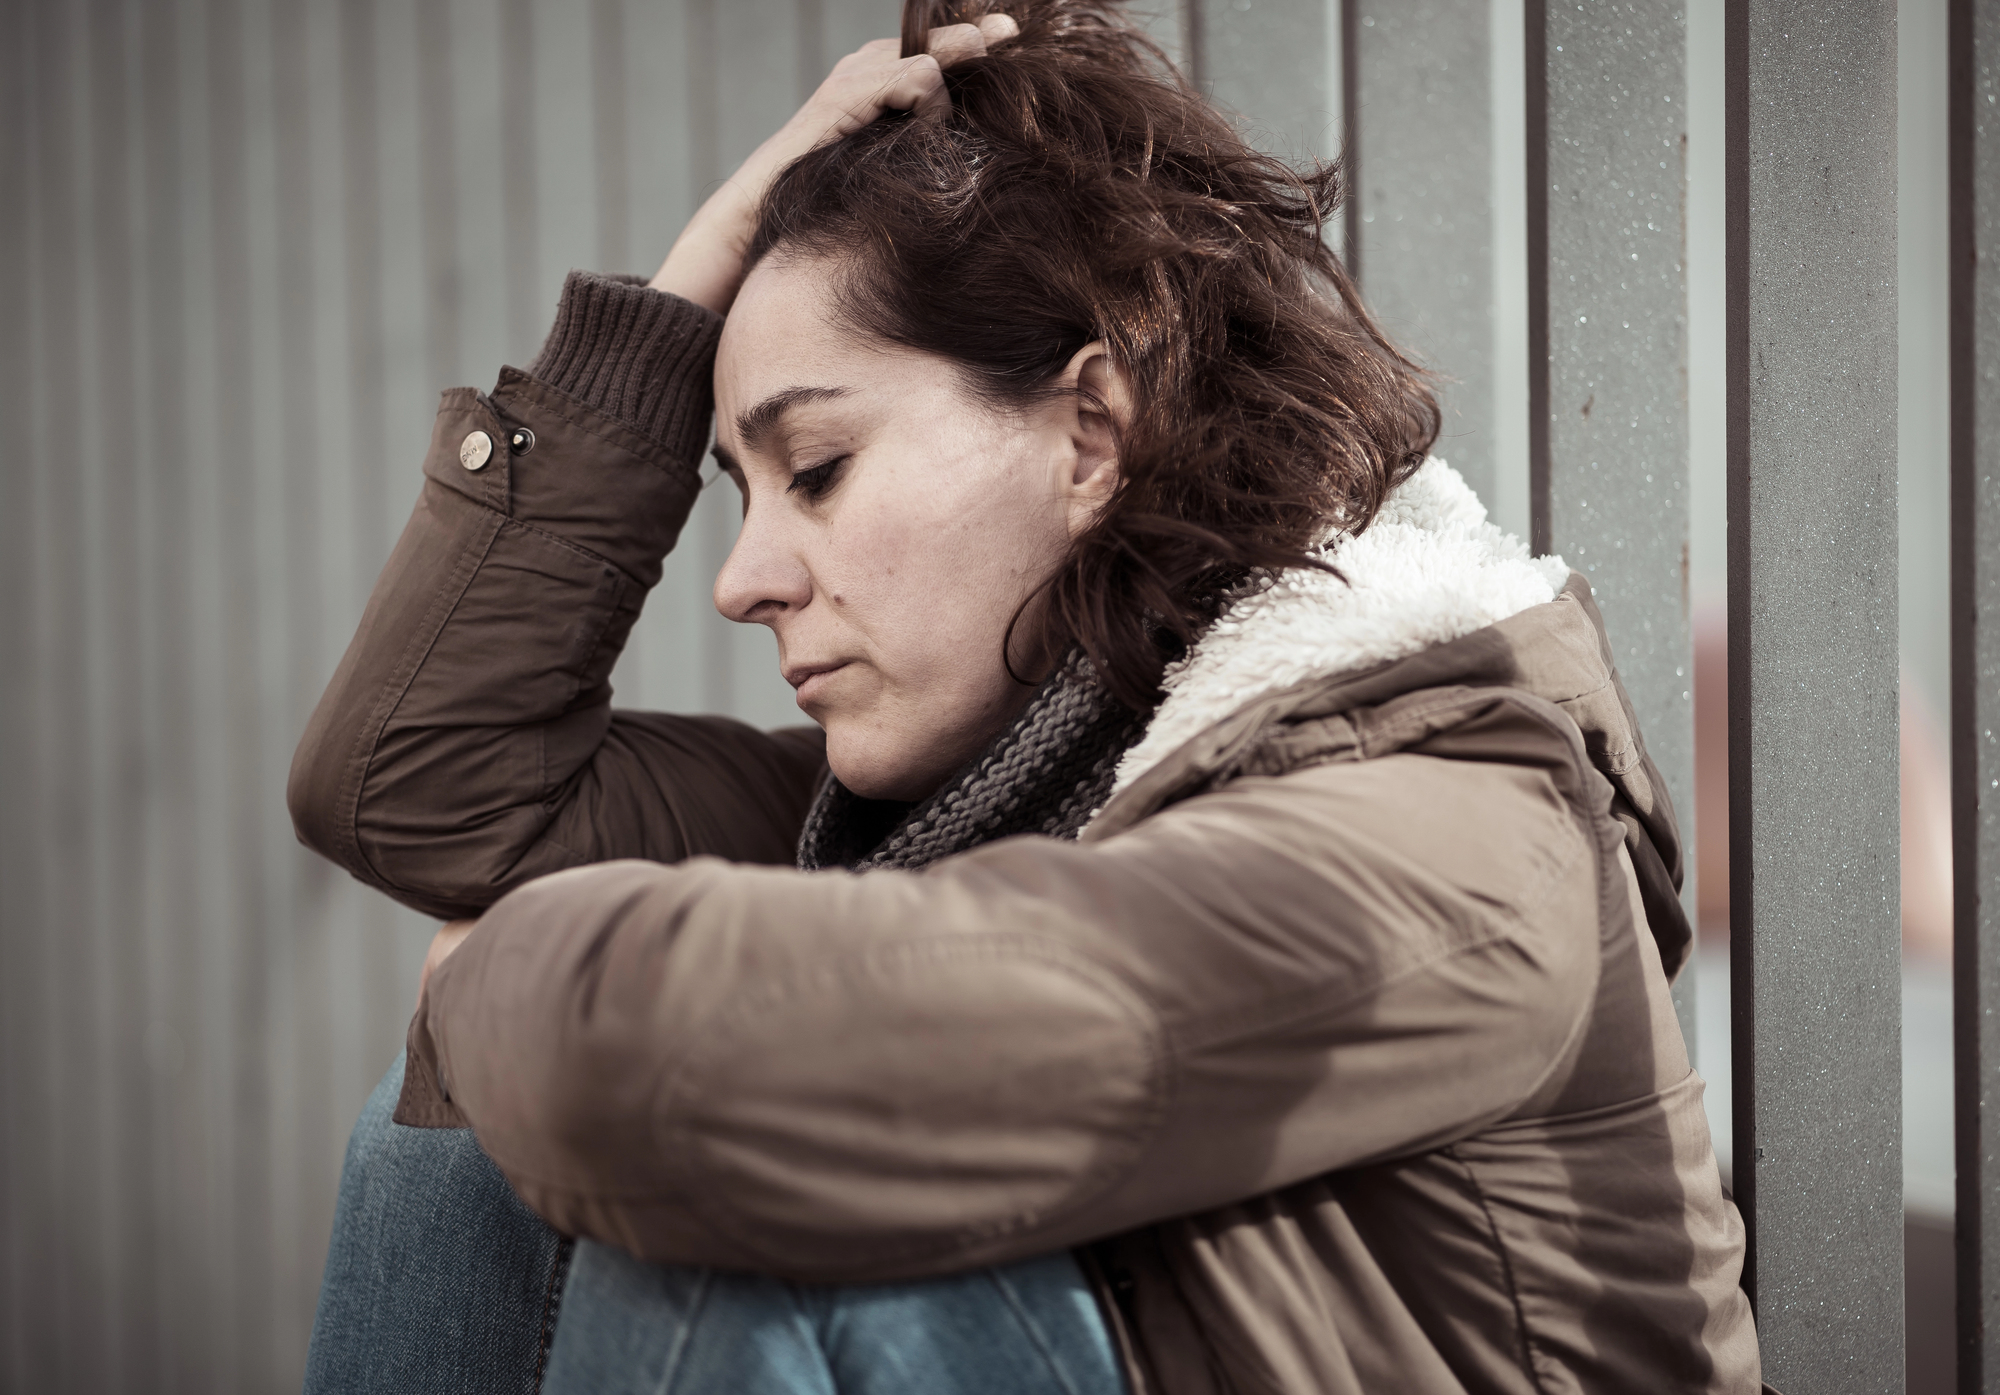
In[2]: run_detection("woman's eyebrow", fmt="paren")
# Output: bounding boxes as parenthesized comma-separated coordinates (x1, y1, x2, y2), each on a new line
(733, 385, 849, 452)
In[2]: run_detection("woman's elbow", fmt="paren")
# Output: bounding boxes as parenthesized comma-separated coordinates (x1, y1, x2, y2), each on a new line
(285, 726, 519, 920)
(286, 714, 350, 869)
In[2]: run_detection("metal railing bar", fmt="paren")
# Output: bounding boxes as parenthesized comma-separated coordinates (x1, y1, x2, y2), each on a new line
(1340, 0, 1360, 280)
(1345, 0, 1499, 507)
(1950, 2, 2000, 1390)
(1524, 0, 1695, 1053)
(1524, 0, 1550, 558)
(1725, 0, 1905, 1386)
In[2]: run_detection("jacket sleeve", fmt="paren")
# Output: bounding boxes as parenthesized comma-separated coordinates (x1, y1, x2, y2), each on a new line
(413, 737, 1607, 1281)
(287, 273, 827, 924)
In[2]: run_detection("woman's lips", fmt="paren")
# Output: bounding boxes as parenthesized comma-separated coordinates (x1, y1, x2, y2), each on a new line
(785, 661, 850, 707)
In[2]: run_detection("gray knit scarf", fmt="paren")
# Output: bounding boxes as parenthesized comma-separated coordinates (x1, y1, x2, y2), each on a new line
(795, 651, 1151, 873)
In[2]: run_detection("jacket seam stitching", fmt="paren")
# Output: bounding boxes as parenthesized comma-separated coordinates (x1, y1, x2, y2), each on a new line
(334, 506, 506, 888)
(1176, 684, 1593, 831)
(530, 1237, 573, 1392)
(1451, 1146, 1557, 1395)
(535, 570, 629, 805)
(1486, 783, 1622, 1126)
(1350, 688, 1504, 759)
(1486, 1064, 1704, 1134)
(502, 509, 630, 571)
(1173, 804, 1591, 1053)
(1172, 928, 1520, 1054)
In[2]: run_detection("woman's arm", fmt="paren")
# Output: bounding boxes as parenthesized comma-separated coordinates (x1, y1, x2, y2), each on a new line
(286, 319, 827, 921)
(407, 695, 1614, 1279)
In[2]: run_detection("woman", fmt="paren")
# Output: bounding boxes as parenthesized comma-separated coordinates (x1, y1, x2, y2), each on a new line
(292, 2, 1763, 1391)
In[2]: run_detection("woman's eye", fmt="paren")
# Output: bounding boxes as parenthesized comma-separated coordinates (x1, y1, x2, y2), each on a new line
(786, 456, 848, 500)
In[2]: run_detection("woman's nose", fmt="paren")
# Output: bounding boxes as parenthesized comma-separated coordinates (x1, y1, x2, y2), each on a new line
(712, 504, 812, 625)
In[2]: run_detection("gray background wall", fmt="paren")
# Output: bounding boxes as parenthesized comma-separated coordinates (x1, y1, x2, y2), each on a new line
(0, 0, 1952, 1390)
(0, 2, 888, 1387)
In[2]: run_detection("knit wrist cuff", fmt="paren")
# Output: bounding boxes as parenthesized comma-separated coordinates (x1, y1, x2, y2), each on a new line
(523, 271, 726, 468)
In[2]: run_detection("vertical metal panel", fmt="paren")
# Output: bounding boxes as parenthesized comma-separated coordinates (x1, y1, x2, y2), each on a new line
(15, 4, 74, 1387)
(1526, 0, 1695, 1043)
(33, 4, 101, 1389)
(820, 0, 901, 68)
(268, 0, 338, 1366)
(1197, 0, 1334, 164)
(442, 0, 515, 389)
(1725, 0, 1904, 1386)
(1349, 0, 1497, 507)
(211, 0, 277, 1373)
(1126, 0, 1191, 74)
(1953, 0, 2000, 1388)
(414, 0, 462, 385)
(69, 4, 125, 1380)
(498, 0, 540, 358)
(592, 0, 631, 274)
(135, 5, 207, 1387)
(87, 0, 158, 1383)
(0, 3, 32, 1386)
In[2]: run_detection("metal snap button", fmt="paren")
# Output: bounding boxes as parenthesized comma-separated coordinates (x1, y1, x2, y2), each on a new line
(508, 427, 536, 455)
(459, 430, 494, 471)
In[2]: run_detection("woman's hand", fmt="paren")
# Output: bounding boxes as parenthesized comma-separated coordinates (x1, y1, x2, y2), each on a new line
(418, 919, 477, 1003)
(648, 13, 1018, 315)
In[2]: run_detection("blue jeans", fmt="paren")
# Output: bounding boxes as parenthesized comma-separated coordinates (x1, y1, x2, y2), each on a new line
(304, 1054, 1128, 1395)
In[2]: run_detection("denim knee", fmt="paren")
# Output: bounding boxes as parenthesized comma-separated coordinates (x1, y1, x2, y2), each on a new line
(305, 1052, 571, 1395)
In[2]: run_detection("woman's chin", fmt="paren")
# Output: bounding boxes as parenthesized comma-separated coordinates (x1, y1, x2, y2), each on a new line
(823, 728, 946, 804)
(828, 759, 932, 804)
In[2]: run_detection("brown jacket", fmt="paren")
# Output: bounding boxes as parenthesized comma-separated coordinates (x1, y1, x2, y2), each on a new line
(290, 276, 1762, 1393)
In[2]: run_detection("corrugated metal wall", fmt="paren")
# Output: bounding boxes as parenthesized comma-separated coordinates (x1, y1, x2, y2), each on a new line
(0, 1, 904, 1388)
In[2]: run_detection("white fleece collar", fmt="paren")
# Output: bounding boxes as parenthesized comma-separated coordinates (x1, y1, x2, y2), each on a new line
(1104, 457, 1571, 801)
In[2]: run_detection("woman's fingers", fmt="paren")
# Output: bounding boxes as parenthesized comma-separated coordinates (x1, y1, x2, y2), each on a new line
(925, 21, 989, 67)
(644, 12, 1017, 313)
(874, 52, 950, 122)
(901, 14, 1019, 119)
(925, 14, 1020, 68)
(975, 12, 1021, 47)
(837, 14, 1020, 128)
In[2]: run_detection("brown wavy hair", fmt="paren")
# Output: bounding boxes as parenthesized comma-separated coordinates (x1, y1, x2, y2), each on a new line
(746, 0, 1438, 710)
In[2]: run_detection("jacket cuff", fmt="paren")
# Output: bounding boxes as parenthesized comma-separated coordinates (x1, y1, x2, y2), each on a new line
(392, 999, 470, 1129)
(524, 271, 725, 465)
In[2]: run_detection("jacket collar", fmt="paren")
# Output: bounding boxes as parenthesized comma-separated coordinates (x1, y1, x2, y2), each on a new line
(1080, 458, 1692, 976)
(1104, 457, 1571, 803)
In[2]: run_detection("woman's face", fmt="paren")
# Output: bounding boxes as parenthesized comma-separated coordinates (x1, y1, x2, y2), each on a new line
(712, 255, 1123, 802)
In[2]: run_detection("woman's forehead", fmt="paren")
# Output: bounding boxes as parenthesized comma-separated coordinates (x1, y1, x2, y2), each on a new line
(716, 262, 956, 431)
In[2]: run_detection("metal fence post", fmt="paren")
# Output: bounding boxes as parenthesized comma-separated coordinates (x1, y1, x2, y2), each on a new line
(1952, 1, 2000, 1389)
(1347, 0, 1498, 507)
(1725, 0, 1904, 1387)
(1524, 0, 1694, 1047)
(1191, 0, 1338, 169)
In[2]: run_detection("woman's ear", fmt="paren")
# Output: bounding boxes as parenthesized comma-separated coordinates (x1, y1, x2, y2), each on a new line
(1061, 340, 1132, 534)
